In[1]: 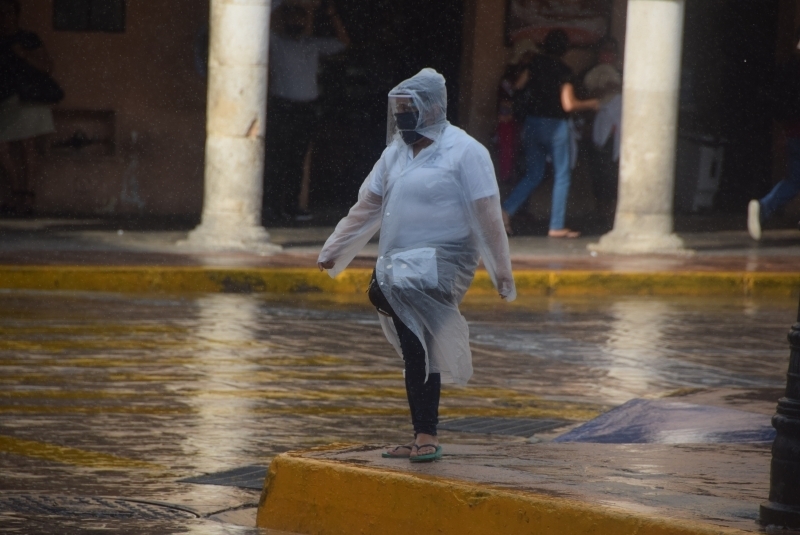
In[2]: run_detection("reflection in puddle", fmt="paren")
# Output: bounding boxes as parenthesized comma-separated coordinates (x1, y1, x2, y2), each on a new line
(185, 294, 261, 474)
(602, 300, 675, 404)
(468, 295, 787, 405)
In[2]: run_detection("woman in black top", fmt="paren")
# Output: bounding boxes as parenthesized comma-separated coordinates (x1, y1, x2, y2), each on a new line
(501, 30, 598, 237)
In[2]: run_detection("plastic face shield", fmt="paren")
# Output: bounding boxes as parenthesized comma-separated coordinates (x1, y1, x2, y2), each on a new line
(386, 95, 420, 145)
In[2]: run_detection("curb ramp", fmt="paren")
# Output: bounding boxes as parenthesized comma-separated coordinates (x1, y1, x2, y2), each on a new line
(256, 451, 751, 535)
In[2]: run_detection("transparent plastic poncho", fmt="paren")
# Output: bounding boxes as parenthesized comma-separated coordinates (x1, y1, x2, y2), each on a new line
(318, 68, 516, 386)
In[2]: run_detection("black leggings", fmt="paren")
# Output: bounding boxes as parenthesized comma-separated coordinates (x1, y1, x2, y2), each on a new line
(391, 316, 441, 436)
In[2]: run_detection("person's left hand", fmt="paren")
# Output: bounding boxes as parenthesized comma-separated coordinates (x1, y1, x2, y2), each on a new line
(497, 276, 514, 299)
(318, 260, 335, 271)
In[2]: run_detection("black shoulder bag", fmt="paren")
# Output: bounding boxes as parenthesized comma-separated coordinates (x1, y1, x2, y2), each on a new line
(367, 269, 395, 317)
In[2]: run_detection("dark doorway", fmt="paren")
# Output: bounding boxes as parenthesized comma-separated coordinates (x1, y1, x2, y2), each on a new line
(305, 0, 464, 217)
(678, 0, 779, 215)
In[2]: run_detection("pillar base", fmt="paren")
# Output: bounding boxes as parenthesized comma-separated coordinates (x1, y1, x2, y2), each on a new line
(588, 230, 692, 255)
(760, 502, 800, 529)
(178, 223, 281, 255)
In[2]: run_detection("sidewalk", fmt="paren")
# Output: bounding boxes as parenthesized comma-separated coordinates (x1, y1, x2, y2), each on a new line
(0, 218, 798, 296)
(257, 387, 781, 535)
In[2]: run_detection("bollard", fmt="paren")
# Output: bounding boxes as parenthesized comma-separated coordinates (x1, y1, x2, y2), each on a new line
(760, 223, 800, 528)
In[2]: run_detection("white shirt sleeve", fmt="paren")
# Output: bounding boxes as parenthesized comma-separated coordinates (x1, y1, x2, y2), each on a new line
(458, 140, 500, 201)
(367, 145, 395, 197)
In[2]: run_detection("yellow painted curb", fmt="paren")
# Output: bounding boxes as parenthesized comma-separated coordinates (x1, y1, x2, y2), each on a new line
(0, 265, 797, 296)
(257, 452, 747, 535)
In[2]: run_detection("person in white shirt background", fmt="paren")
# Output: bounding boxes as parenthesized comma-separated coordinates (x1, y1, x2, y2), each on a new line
(265, 0, 350, 222)
(317, 68, 516, 462)
(583, 37, 622, 223)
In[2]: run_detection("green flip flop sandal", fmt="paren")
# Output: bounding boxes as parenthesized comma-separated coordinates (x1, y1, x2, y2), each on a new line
(382, 444, 414, 459)
(409, 444, 443, 463)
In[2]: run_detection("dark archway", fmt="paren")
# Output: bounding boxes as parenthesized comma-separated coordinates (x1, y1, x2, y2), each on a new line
(305, 0, 464, 216)
(678, 0, 780, 215)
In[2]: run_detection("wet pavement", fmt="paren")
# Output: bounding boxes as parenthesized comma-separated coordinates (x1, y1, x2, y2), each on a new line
(0, 290, 795, 533)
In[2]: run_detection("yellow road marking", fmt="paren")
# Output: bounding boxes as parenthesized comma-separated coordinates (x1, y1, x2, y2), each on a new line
(0, 265, 798, 296)
(0, 435, 163, 471)
(0, 406, 191, 415)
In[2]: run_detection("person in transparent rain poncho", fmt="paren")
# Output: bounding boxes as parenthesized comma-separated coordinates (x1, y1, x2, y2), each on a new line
(317, 68, 516, 462)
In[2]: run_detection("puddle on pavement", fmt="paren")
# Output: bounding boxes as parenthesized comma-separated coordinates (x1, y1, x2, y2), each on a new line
(0, 290, 795, 533)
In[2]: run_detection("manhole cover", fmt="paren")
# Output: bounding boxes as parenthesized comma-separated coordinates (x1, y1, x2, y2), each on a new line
(439, 417, 569, 437)
(0, 495, 198, 520)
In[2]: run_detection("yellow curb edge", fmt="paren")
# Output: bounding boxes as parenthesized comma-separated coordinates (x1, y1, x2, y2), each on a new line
(256, 451, 748, 535)
(0, 265, 797, 296)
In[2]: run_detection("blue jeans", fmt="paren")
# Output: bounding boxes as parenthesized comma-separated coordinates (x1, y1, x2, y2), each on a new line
(760, 137, 800, 221)
(501, 116, 572, 230)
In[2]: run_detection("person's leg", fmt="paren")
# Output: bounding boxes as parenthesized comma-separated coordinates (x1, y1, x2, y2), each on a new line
(265, 97, 292, 219)
(751, 137, 800, 239)
(759, 138, 800, 221)
(547, 119, 574, 233)
(501, 117, 548, 217)
(284, 103, 316, 217)
(0, 142, 18, 210)
(17, 138, 36, 214)
(392, 315, 440, 455)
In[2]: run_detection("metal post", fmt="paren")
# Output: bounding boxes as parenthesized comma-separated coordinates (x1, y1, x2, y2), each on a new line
(760, 224, 800, 528)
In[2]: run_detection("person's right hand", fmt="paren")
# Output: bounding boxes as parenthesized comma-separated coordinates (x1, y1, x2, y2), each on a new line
(318, 260, 335, 271)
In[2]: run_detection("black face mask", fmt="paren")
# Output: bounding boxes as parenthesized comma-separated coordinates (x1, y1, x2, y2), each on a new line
(394, 111, 418, 131)
(394, 111, 422, 145)
(400, 130, 424, 145)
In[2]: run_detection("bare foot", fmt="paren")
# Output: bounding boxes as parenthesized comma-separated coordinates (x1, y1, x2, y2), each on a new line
(383, 440, 415, 458)
(409, 433, 439, 458)
(548, 228, 580, 239)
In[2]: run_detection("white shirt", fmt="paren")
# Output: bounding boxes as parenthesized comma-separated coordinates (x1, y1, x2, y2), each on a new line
(367, 128, 498, 250)
(269, 35, 346, 102)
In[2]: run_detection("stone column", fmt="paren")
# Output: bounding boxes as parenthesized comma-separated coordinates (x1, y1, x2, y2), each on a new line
(589, 0, 687, 255)
(181, 0, 280, 254)
(459, 0, 508, 147)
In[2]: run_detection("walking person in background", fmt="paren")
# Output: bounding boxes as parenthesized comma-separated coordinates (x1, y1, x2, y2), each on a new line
(494, 39, 539, 193)
(501, 29, 599, 237)
(0, 0, 61, 216)
(317, 69, 516, 462)
(265, 0, 349, 223)
(749, 29, 800, 240)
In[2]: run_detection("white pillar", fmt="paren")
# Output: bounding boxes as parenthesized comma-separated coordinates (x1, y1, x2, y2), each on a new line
(589, 0, 688, 255)
(181, 0, 280, 254)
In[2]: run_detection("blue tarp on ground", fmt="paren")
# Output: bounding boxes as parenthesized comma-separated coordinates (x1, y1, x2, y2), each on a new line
(554, 398, 776, 444)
